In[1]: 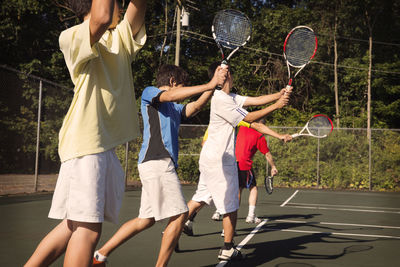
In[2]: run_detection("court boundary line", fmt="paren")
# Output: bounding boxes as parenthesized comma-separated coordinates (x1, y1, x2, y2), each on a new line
(289, 202, 400, 211)
(216, 219, 268, 267)
(280, 190, 299, 207)
(264, 227, 400, 239)
(284, 204, 400, 214)
(275, 219, 400, 230)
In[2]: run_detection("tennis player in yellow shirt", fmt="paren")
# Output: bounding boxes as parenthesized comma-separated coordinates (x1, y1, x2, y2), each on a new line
(25, 1, 146, 266)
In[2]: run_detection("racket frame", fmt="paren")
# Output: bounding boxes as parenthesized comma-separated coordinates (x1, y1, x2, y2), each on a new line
(211, 9, 252, 67)
(292, 114, 333, 138)
(264, 175, 274, 195)
(283, 25, 318, 88)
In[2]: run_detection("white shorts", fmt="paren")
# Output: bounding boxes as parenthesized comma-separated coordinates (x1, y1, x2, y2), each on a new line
(138, 158, 188, 221)
(192, 163, 239, 215)
(48, 150, 125, 224)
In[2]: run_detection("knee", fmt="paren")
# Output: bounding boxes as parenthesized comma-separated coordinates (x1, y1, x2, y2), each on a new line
(139, 217, 155, 229)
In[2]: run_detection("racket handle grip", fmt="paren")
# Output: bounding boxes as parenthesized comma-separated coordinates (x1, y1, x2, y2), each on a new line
(220, 59, 228, 69)
(284, 79, 293, 95)
(291, 133, 299, 138)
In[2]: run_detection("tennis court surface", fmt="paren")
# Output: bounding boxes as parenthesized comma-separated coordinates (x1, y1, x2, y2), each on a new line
(1, 186, 399, 266)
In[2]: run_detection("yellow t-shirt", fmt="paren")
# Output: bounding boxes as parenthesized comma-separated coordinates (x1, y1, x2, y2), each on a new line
(58, 15, 146, 162)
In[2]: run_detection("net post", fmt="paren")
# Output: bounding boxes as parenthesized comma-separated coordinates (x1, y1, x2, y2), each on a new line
(34, 80, 43, 192)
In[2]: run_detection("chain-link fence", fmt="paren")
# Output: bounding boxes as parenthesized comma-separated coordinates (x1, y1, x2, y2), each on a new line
(1, 65, 399, 194)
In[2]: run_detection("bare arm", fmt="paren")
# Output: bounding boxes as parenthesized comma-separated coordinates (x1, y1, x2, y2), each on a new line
(243, 94, 289, 123)
(250, 122, 292, 142)
(265, 152, 278, 176)
(125, 0, 147, 37)
(89, 0, 115, 46)
(159, 66, 227, 103)
(185, 90, 214, 118)
(243, 91, 281, 107)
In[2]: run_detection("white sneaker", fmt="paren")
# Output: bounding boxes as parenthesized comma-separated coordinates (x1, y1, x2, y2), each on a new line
(218, 247, 245, 260)
(211, 211, 222, 221)
(246, 216, 262, 224)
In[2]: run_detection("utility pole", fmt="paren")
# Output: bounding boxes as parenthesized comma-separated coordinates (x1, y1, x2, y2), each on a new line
(175, 1, 182, 66)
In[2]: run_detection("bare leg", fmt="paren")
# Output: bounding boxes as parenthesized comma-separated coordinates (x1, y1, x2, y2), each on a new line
(98, 217, 155, 257)
(24, 219, 72, 267)
(63, 221, 102, 267)
(248, 185, 258, 206)
(156, 212, 188, 267)
(238, 187, 244, 205)
(222, 211, 237, 243)
(187, 200, 205, 220)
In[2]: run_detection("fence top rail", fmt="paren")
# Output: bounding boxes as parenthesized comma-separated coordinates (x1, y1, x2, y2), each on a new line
(180, 124, 400, 132)
(1, 64, 73, 91)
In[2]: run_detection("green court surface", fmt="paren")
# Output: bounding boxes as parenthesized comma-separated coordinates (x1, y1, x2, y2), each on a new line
(1, 186, 400, 266)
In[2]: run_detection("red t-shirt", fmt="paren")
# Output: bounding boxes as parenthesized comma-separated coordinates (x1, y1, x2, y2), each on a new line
(235, 126, 269, 170)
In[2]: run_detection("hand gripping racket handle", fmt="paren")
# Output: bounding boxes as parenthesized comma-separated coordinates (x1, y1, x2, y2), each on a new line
(284, 79, 293, 95)
(216, 60, 228, 90)
(291, 133, 299, 138)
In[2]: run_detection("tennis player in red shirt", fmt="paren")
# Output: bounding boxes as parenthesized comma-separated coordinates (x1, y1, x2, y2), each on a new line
(235, 118, 278, 223)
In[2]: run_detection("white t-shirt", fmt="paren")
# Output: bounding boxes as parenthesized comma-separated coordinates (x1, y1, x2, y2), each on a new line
(199, 90, 248, 167)
(58, 15, 146, 162)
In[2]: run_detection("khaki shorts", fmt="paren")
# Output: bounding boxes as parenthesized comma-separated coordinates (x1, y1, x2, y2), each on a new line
(48, 149, 125, 224)
(138, 158, 188, 221)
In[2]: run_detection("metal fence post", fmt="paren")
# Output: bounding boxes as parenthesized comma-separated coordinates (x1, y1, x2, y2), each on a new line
(34, 80, 43, 192)
(317, 132, 320, 187)
(125, 142, 129, 188)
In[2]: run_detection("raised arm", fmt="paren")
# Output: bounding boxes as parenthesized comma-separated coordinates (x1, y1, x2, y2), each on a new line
(185, 90, 214, 118)
(242, 94, 289, 123)
(89, 0, 115, 46)
(159, 66, 227, 103)
(125, 0, 147, 37)
(243, 87, 292, 107)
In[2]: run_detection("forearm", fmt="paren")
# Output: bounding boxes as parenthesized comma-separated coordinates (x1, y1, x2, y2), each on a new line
(265, 152, 275, 168)
(243, 92, 281, 107)
(185, 90, 214, 118)
(243, 103, 279, 123)
(159, 82, 215, 103)
(250, 122, 283, 140)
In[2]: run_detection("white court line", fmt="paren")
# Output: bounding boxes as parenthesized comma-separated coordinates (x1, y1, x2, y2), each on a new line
(275, 219, 400, 230)
(284, 204, 400, 214)
(216, 219, 268, 267)
(289, 202, 400, 211)
(265, 228, 400, 240)
(280, 190, 299, 207)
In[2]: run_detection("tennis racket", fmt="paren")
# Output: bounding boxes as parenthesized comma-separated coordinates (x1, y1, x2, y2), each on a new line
(283, 26, 318, 90)
(292, 114, 333, 138)
(264, 175, 274, 195)
(212, 9, 252, 69)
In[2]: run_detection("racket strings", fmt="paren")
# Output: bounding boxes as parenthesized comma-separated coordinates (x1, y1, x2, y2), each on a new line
(285, 28, 316, 67)
(308, 116, 332, 137)
(214, 11, 251, 49)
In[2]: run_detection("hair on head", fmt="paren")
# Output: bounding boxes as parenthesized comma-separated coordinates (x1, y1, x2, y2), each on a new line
(67, 0, 92, 21)
(156, 65, 189, 88)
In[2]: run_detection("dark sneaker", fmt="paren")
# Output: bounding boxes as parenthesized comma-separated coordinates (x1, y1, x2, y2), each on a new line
(218, 247, 246, 261)
(183, 221, 193, 236)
